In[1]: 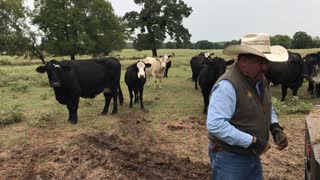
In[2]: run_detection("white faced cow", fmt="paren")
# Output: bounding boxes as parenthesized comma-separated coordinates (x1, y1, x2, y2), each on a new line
(125, 60, 151, 109)
(143, 55, 171, 88)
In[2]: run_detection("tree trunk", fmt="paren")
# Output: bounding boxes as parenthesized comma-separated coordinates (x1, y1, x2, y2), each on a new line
(152, 49, 157, 57)
(71, 54, 75, 60)
(30, 45, 46, 64)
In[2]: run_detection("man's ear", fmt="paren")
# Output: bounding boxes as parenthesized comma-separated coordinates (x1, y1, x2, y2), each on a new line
(145, 63, 152, 68)
(36, 66, 46, 73)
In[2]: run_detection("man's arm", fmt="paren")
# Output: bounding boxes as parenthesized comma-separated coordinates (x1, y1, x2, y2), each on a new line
(206, 80, 253, 148)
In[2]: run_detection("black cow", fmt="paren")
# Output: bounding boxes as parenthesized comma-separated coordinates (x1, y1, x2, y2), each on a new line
(164, 60, 171, 78)
(36, 58, 123, 124)
(265, 51, 304, 101)
(125, 60, 151, 109)
(303, 52, 320, 97)
(190, 52, 215, 89)
(198, 57, 234, 114)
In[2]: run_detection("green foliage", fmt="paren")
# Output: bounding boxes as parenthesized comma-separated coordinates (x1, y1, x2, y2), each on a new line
(32, 0, 126, 60)
(0, 102, 24, 126)
(272, 97, 312, 114)
(124, 0, 192, 56)
(195, 40, 214, 49)
(28, 110, 54, 128)
(312, 36, 320, 48)
(292, 31, 313, 49)
(0, 0, 30, 56)
(271, 35, 292, 48)
(9, 80, 30, 92)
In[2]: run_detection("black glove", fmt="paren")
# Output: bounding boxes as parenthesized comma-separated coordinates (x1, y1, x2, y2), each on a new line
(270, 123, 288, 150)
(249, 136, 270, 156)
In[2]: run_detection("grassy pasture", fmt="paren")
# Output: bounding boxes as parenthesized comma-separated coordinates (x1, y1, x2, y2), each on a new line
(0, 48, 320, 179)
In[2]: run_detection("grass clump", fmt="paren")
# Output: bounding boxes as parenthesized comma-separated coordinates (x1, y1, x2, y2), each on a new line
(27, 110, 55, 128)
(9, 80, 30, 93)
(0, 103, 24, 126)
(272, 97, 313, 114)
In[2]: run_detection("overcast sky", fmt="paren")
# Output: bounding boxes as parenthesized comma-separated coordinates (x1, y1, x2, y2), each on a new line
(108, 0, 320, 42)
(25, 0, 320, 42)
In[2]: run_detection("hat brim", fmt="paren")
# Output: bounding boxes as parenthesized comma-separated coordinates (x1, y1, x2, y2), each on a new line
(223, 45, 288, 62)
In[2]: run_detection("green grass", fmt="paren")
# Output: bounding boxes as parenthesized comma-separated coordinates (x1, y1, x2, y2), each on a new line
(0, 48, 319, 146)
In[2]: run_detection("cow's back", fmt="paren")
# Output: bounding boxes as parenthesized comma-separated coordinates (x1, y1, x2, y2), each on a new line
(60, 58, 121, 98)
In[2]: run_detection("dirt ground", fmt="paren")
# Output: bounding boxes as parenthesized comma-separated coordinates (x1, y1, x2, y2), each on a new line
(0, 111, 306, 180)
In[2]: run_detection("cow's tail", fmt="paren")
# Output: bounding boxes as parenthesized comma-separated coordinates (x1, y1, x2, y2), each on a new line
(118, 85, 124, 106)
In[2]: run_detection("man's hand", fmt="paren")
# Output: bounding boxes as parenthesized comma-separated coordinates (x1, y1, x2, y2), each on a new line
(271, 123, 288, 150)
(249, 136, 271, 156)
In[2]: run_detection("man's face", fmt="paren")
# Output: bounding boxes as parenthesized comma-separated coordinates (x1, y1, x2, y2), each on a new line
(241, 55, 269, 83)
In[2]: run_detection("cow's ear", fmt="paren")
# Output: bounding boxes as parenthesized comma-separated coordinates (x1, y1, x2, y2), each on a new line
(62, 65, 71, 71)
(159, 55, 163, 58)
(145, 63, 152, 68)
(36, 66, 46, 73)
(168, 55, 172, 58)
(210, 52, 215, 56)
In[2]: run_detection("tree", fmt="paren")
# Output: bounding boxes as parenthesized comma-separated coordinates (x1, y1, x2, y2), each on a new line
(124, 0, 192, 56)
(312, 36, 320, 48)
(32, 0, 126, 60)
(292, 31, 312, 49)
(0, 0, 30, 56)
(195, 40, 214, 49)
(271, 35, 292, 48)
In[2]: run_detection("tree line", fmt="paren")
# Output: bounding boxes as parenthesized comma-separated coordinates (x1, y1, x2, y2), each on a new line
(1, 0, 319, 62)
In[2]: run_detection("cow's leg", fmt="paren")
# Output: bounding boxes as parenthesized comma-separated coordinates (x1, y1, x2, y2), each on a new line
(67, 98, 79, 124)
(118, 85, 124, 106)
(134, 88, 139, 104)
(102, 92, 112, 114)
(202, 88, 210, 114)
(128, 87, 133, 108)
(111, 87, 118, 114)
(316, 84, 320, 97)
(292, 87, 299, 99)
(281, 85, 287, 101)
(152, 73, 157, 88)
(146, 75, 150, 86)
(139, 87, 144, 109)
(195, 77, 198, 90)
(159, 77, 162, 88)
(308, 81, 315, 96)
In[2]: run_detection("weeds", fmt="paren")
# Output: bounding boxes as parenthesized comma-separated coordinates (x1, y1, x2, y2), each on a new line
(9, 80, 30, 93)
(27, 110, 54, 128)
(0, 103, 24, 126)
(272, 97, 312, 114)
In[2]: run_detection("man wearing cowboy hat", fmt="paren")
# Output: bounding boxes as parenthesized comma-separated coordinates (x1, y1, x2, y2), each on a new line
(206, 33, 288, 180)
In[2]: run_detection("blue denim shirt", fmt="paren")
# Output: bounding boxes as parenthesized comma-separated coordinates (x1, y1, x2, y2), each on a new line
(206, 80, 278, 148)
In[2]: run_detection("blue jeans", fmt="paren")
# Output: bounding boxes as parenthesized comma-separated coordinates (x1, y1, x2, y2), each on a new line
(208, 144, 262, 180)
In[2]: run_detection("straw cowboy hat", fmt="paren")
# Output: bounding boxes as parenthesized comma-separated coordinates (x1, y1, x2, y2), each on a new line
(223, 33, 288, 62)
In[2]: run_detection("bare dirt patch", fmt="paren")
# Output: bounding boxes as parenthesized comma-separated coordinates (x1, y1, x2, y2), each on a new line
(0, 112, 306, 179)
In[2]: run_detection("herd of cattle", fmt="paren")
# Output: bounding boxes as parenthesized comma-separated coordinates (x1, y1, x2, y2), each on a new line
(35, 51, 320, 124)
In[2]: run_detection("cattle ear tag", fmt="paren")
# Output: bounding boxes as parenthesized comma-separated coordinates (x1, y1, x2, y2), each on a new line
(247, 90, 253, 98)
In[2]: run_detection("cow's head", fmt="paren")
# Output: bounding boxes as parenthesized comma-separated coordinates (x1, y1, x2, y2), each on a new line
(303, 53, 320, 79)
(36, 60, 70, 87)
(204, 57, 227, 78)
(158, 55, 171, 70)
(136, 60, 151, 79)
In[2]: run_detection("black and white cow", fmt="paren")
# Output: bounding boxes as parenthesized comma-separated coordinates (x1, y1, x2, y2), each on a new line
(198, 57, 234, 114)
(36, 58, 123, 124)
(125, 60, 151, 109)
(265, 51, 304, 101)
(303, 52, 320, 97)
(190, 52, 215, 89)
